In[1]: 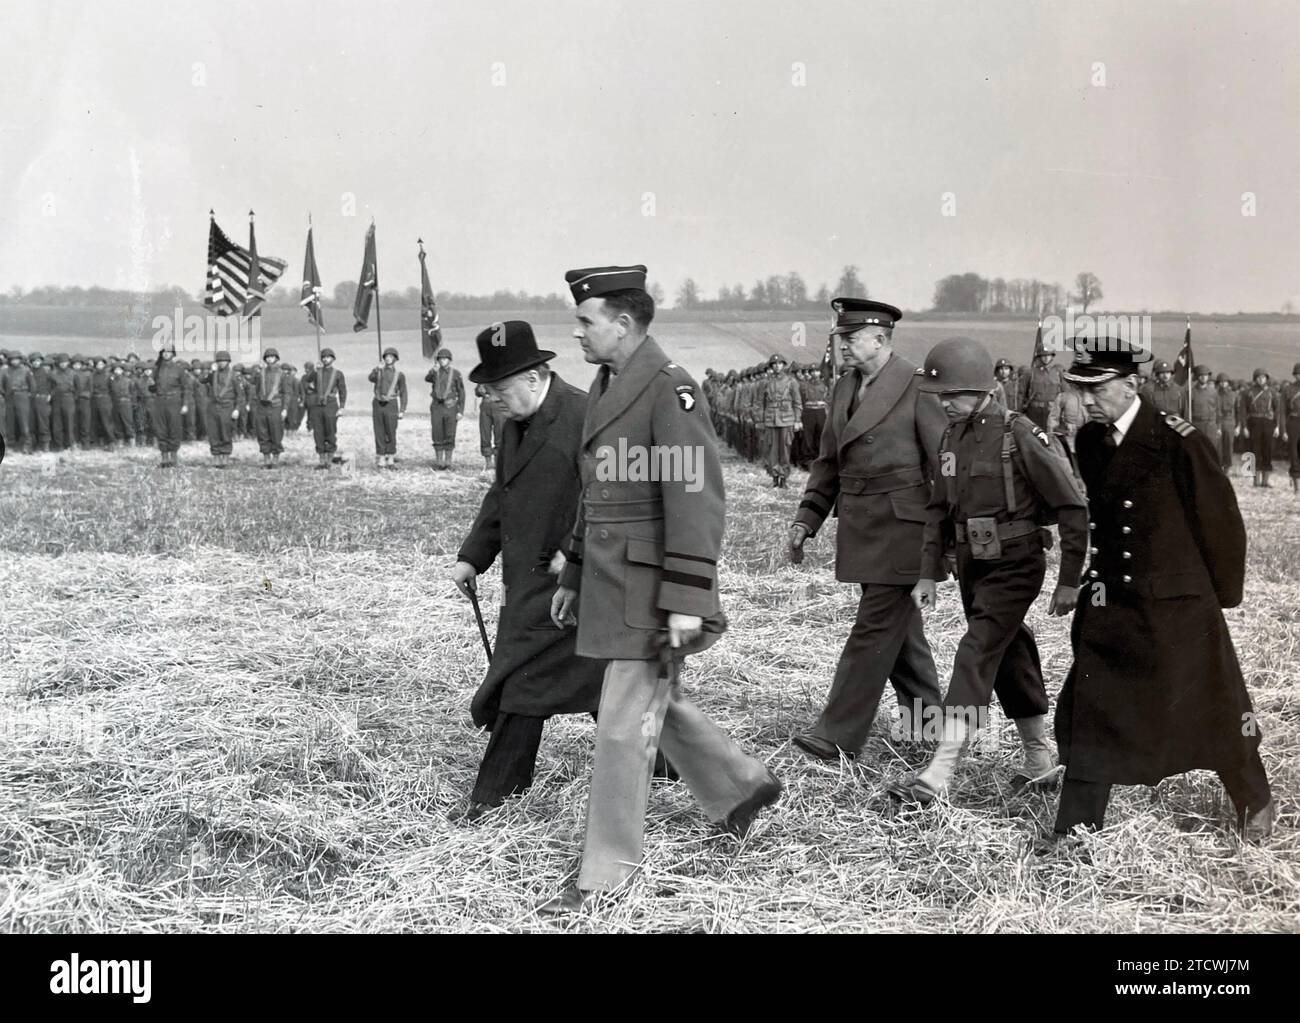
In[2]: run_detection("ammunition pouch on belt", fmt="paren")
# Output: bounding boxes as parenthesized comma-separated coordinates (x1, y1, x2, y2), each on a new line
(955, 518, 1040, 560)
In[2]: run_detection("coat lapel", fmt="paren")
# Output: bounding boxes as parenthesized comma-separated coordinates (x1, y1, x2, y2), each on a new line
(502, 373, 564, 484)
(1098, 400, 1163, 500)
(839, 353, 916, 451)
(580, 337, 669, 448)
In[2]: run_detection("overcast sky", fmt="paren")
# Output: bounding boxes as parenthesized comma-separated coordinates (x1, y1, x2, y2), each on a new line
(2, 0, 1297, 313)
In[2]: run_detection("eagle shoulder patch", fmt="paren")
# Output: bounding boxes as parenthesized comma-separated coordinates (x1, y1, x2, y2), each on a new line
(1162, 413, 1196, 437)
(675, 385, 697, 411)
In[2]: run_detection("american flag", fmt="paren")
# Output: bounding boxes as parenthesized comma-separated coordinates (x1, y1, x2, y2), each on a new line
(204, 212, 287, 317)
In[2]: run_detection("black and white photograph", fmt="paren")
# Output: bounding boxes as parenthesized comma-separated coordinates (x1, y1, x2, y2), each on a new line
(0, 0, 1296, 972)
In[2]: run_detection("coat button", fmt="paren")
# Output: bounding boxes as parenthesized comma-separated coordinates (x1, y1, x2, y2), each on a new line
(1121, 526, 1132, 534)
(1122, 551, 1131, 559)
(1088, 569, 1099, 579)
(1088, 522, 1095, 530)
(1088, 546, 1098, 555)
(1122, 575, 1132, 583)
(865, 436, 874, 443)
(599, 529, 609, 540)
(601, 489, 610, 499)
(1122, 500, 1133, 509)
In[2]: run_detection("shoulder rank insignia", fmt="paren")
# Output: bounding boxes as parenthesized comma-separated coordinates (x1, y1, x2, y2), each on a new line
(675, 384, 697, 411)
(1162, 413, 1196, 437)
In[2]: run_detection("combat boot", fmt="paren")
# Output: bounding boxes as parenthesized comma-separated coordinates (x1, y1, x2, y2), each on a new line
(1261, 471, 1272, 488)
(315, 452, 328, 470)
(262, 453, 273, 470)
(1010, 714, 1058, 790)
(272, 453, 281, 468)
(887, 713, 968, 806)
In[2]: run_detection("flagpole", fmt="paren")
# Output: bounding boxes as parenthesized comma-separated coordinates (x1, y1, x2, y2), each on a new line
(1185, 316, 1192, 418)
(310, 214, 321, 361)
(372, 219, 382, 361)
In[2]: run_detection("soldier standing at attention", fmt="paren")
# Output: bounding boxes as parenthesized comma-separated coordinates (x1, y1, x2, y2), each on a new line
(1189, 365, 1220, 440)
(885, 337, 1087, 806)
(282, 364, 303, 432)
(108, 361, 135, 446)
(1017, 350, 1064, 430)
(1214, 373, 1238, 473)
(237, 364, 256, 439)
(1141, 360, 1181, 415)
(190, 358, 209, 443)
(787, 298, 946, 759)
(994, 358, 1021, 412)
(425, 348, 464, 470)
(544, 265, 780, 916)
(29, 352, 54, 453)
(1242, 368, 1280, 487)
(474, 381, 507, 472)
(73, 353, 94, 448)
(134, 364, 155, 446)
(151, 343, 193, 468)
(1281, 362, 1300, 494)
(50, 353, 77, 451)
(300, 361, 319, 440)
(797, 365, 829, 471)
(1049, 339, 1273, 844)
(367, 347, 407, 469)
(252, 347, 289, 469)
(759, 353, 802, 488)
(89, 356, 116, 447)
(3, 352, 35, 454)
(203, 350, 242, 468)
(305, 348, 346, 469)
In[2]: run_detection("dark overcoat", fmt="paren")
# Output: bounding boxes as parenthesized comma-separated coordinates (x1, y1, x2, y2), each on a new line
(458, 374, 605, 727)
(1055, 400, 1261, 784)
(793, 352, 947, 584)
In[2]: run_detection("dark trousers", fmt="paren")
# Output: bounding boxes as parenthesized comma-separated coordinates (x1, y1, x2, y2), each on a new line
(1288, 416, 1300, 478)
(1055, 749, 1271, 834)
(313, 401, 339, 454)
(182, 401, 197, 441)
(254, 400, 285, 454)
(112, 400, 134, 442)
(763, 425, 795, 475)
(193, 397, 208, 440)
(1247, 416, 1274, 470)
(372, 399, 399, 454)
(941, 538, 1051, 720)
(1217, 423, 1235, 470)
(206, 400, 236, 455)
(91, 396, 115, 445)
(153, 396, 184, 453)
(75, 396, 93, 446)
(471, 712, 546, 806)
(799, 407, 826, 466)
(809, 583, 943, 752)
(8, 394, 33, 451)
(52, 394, 76, 449)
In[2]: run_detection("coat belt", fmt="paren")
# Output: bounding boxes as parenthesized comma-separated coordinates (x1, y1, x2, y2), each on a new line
(954, 519, 1039, 543)
(840, 465, 924, 495)
(584, 498, 664, 523)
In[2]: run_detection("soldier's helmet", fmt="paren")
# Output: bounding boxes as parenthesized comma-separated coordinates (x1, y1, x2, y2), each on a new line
(768, 353, 788, 368)
(918, 337, 995, 394)
(434, 348, 450, 361)
(1215, 372, 1232, 384)
(29, 351, 44, 364)
(263, 347, 280, 361)
(1194, 364, 1211, 377)
(1153, 360, 1171, 374)
(214, 350, 231, 363)
(190, 358, 203, 368)
(1252, 367, 1270, 382)
(384, 346, 400, 361)
(320, 347, 336, 360)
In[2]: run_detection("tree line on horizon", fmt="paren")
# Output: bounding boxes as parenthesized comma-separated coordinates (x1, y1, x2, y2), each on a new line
(3, 271, 1297, 316)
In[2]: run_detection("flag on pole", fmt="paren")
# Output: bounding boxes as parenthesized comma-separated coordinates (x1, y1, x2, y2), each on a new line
(1173, 317, 1194, 416)
(242, 210, 268, 318)
(1031, 318, 1046, 360)
(353, 222, 378, 333)
(300, 223, 325, 330)
(204, 210, 287, 317)
(418, 238, 442, 359)
(819, 334, 838, 386)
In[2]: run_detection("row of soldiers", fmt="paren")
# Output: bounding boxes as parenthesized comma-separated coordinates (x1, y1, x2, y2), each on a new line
(0, 348, 314, 454)
(703, 356, 829, 487)
(704, 348, 1300, 492)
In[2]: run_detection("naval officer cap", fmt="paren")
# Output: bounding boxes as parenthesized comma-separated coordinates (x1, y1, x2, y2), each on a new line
(565, 265, 648, 304)
(1062, 336, 1149, 385)
(829, 297, 903, 336)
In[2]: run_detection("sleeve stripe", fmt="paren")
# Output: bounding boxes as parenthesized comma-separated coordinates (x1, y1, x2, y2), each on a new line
(662, 570, 713, 591)
(663, 550, 716, 566)
(799, 498, 829, 515)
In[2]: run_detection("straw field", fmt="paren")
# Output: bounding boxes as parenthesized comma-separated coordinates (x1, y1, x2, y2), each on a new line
(0, 412, 1296, 932)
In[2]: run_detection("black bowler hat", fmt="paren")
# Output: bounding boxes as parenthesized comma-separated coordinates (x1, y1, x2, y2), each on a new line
(1062, 336, 1149, 384)
(829, 297, 902, 336)
(468, 320, 556, 384)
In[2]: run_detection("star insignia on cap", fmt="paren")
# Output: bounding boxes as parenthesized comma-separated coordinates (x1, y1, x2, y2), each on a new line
(582, 283, 591, 291)
(929, 368, 939, 376)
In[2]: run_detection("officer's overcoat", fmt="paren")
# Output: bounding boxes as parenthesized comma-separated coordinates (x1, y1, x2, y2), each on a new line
(1056, 400, 1260, 784)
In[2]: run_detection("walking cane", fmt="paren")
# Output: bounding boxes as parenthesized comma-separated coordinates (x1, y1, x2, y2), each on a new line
(468, 586, 493, 662)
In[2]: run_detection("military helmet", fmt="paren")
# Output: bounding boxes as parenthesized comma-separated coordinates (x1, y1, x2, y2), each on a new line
(320, 347, 336, 360)
(29, 351, 44, 363)
(1153, 360, 1171, 374)
(262, 347, 280, 360)
(1194, 364, 1211, 377)
(768, 353, 788, 368)
(384, 346, 400, 360)
(1252, 367, 1270, 381)
(918, 337, 995, 394)
(994, 358, 1014, 371)
(214, 350, 231, 363)
(434, 348, 450, 361)
(1215, 372, 1231, 384)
